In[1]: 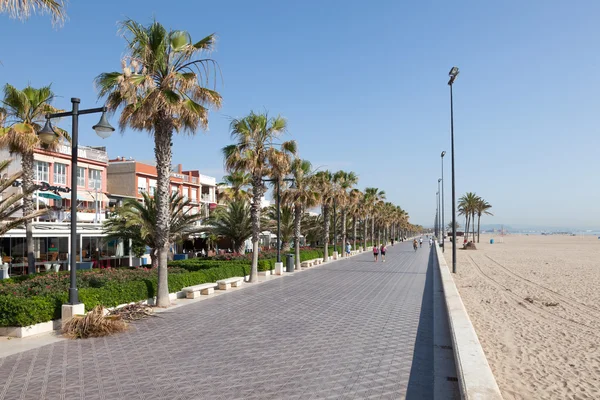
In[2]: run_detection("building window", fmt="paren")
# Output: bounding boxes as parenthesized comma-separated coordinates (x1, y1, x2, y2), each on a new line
(191, 188, 197, 202)
(88, 169, 102, 189)
(77, 167, 86, 187)
(138, 177, 147, 194)
(171, 185, 178, 195)
(53, 163, 67, 185)
(149, 179, 157, 196)
(34, 161, 49, 182)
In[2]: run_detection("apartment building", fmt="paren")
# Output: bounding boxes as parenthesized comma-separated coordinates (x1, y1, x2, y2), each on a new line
(0, 144, 110, 223)
(107, 158, 218, 218)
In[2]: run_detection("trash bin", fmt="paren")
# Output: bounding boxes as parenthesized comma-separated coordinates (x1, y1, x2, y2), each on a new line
(490, 239, 495, 244)
(286, 254, 294, 272)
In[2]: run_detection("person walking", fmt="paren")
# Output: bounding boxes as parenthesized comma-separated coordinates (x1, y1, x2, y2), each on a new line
(345, 242, 351, 257)
(373, 245, 379, 262)
(380, 244, 386, 262)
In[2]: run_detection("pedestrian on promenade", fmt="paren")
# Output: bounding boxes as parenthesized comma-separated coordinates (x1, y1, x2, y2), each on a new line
(345, 242, 351, 257)
(380, 244, 386, 262)
(373, 245, 379, 262)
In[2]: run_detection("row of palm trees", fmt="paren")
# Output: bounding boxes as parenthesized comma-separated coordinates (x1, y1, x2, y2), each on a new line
(0, 11, 417, 307)
(458, 192, 493, 243)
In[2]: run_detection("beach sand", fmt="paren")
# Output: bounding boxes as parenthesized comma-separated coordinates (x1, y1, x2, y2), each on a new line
(443, 234, 600, 400)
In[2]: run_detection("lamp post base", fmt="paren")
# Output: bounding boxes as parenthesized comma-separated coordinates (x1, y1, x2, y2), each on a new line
(61, 303, 85, 329)
(274, 262, 284, 275)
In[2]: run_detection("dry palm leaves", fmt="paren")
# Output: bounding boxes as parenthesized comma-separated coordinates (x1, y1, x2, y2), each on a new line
(63, 305, 128, 339)
(109, 302, 154, 321)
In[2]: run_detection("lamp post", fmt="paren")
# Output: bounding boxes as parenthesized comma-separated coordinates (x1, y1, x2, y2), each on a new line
(262, 177, 295, 264)
(448, 66, 459, 273)
(333, 198, 337, 253)
(38, 98, 114, 305)
(437, 179, 442, 242)
(441, 151, 446, 252)
(435, 190, 439, 238)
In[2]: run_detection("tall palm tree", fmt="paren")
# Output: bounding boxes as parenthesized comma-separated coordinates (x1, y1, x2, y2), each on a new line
(0, 0, 66, 26)
(364, 187, 385, 246)
(204, 200, 253, 254)
(96, 19, 222, 306)
(264, 204, 294, 251)
(0, 84, 67, 274)
(282, 158, 318, 269)
(103, 191, 203, 268)
(313, 171, 333, 260)
(475, 198, 493, 243)
(458, 192, 479, 243)
(217, 171, 251, 203)
(348, 189, 363, 252)
(0, 159, 46, 235)
(332, 171, 358, 257)
(222, 112, 296, 282)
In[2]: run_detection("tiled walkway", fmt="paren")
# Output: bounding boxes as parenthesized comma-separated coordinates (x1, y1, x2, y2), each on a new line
(0, 241, 444, 400)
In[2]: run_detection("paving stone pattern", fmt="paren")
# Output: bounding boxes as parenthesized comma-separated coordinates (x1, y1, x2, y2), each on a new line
(0, 242, 436, 400)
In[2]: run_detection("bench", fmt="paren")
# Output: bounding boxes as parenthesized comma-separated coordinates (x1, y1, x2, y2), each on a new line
(216, 277, 244, 290)
(182, 283, 218, 299)
(301, 261, 314, 268)
(315, 258, 324, 264)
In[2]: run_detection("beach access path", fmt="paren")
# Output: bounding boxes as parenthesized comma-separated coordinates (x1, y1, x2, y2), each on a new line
(0, 240, 458, 400)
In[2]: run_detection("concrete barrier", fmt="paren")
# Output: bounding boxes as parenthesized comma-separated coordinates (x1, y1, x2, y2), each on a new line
(434, 245, 503, 400)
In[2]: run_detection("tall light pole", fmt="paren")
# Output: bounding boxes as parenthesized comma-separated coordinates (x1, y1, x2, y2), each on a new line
(441, 151, 446, 252)
(448, 66, 459, 273)
(262, 177, 295, 264)
(38, 98, 114, 304)
(435, 191, 439, 238)
(437, 179, 442, 241)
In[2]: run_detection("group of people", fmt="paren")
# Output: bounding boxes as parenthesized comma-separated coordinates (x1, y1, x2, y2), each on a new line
(372, 244, 387, 262)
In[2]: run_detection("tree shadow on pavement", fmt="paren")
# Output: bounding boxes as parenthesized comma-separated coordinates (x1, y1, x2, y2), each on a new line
(405, 248, 434, 399)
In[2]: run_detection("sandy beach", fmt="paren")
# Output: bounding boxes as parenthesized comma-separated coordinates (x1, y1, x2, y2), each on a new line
(443, 234, 600, 400)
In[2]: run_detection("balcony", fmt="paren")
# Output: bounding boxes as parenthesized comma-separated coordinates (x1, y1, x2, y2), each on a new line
(200, 193, 215, 203)
(56, 145, 108, 163)
(199, 174, 216, 186)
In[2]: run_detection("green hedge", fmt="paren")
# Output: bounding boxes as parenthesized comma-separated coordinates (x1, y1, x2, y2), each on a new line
(1, 263, 249, 327)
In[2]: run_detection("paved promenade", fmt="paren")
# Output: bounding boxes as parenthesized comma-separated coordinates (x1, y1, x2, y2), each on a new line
(0, 241, 450, 400)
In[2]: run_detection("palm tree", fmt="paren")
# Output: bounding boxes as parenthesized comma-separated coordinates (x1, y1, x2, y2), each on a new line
(364, 187, 385, 246)
(348, 189, 363, 252)
(0, 0, 66, 26)
(312, 171, 334, 260)
(204, 200, 253, 254)
(332, 171, 358, 257)
(96, 19, 222, 307)
(0, 159, 47, 235)
(458, 192, 479, 243)
(264, 204, 294, 251)
(217, 171, 251, 203)
(475, 198, 493, 243)
(222, 112, 296, 282)
(0, 84, 67, 274)
(103, 191, 203, 268)
(281, 158, 318, 269)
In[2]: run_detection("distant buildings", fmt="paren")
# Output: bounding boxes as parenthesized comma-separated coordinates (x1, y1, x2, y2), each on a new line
(0, 143, 219, 275)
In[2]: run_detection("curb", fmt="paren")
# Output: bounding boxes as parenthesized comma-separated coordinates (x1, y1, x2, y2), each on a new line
(434, 245, 503, 400)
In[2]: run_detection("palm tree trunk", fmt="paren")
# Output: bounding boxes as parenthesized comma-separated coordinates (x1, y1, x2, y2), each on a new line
(154, 123, 173, 307)
(341, 208, 347, 257)
(151, 249, 158, 269)
(323, 204, 330, 261)
(371, 216, 375, 247)
(472, 211, 476, 244)
(363, 217, 367, 251)
(477, 213, 481, 243)
(249, 175, 264, 282)
(294, 203, 302, 270)
(21, 151, 36, 274)
(352, 215, 357, 253)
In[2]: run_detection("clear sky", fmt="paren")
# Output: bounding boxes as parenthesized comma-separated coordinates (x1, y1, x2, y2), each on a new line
(1, 0, 599, 229)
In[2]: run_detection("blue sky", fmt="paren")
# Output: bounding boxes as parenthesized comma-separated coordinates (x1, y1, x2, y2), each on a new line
(1, 0, 599, 229)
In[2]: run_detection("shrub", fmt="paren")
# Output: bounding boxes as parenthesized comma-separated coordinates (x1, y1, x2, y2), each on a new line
(0, 294, 66, 327)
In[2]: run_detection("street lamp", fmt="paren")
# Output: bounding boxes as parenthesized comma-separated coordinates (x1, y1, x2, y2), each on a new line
(441, 151, 446, 252)
(448, 66, 459, 273)
(437, 179, 442, 241)
(262, 177, 295, 266)
(38, 98, 114, 305)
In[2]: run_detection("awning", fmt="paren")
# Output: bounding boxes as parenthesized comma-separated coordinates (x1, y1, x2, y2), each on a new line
(58, 191, 110, 203)
(38, 192, 62, 200)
